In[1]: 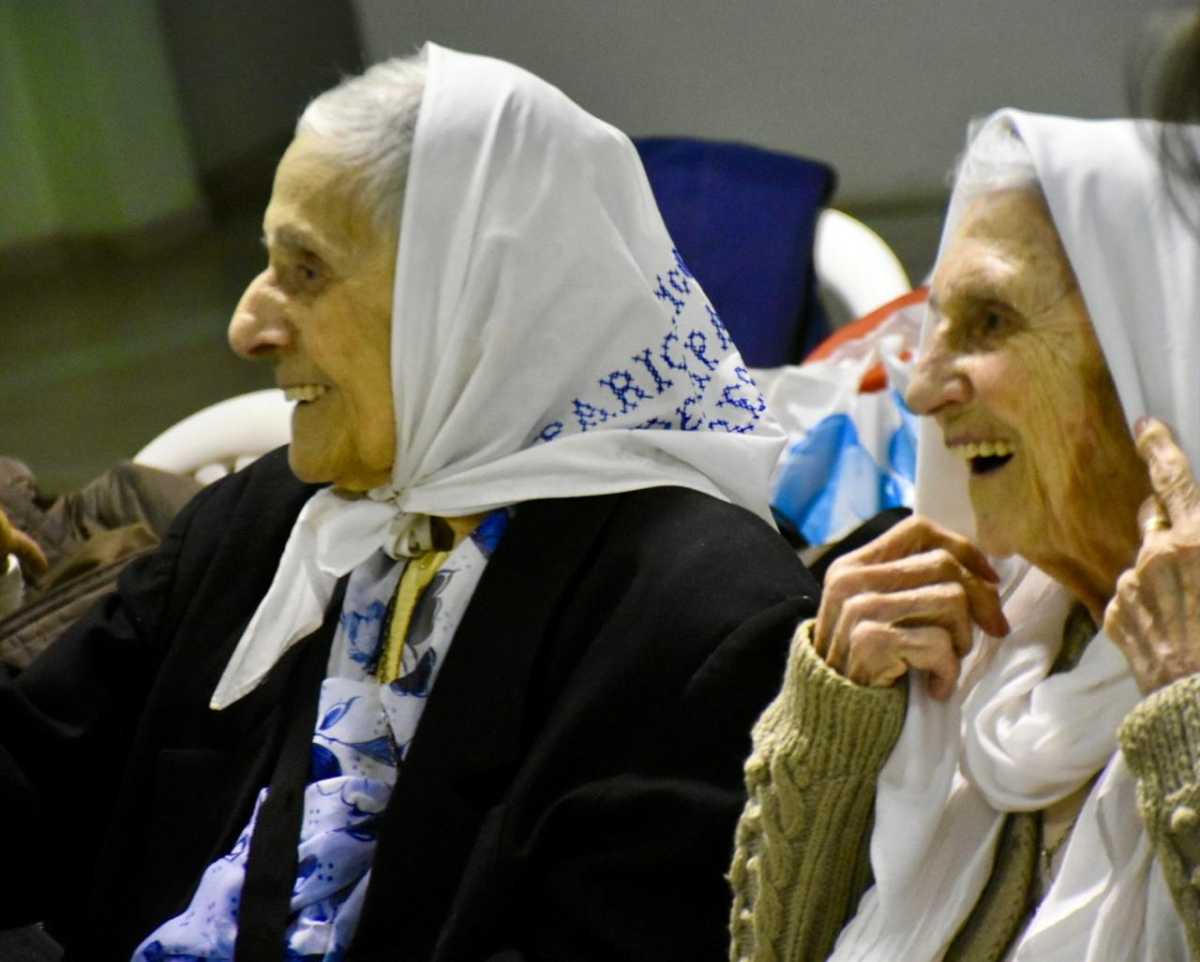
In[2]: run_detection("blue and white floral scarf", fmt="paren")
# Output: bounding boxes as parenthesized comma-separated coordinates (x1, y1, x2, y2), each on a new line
(132, 511, 508, 961)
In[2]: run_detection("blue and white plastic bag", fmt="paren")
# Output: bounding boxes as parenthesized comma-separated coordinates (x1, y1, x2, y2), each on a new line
(756, 301, 922, 546)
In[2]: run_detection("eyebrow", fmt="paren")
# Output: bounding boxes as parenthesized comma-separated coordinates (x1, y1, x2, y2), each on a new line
(265, 225, 334, 263)
(935, 272, 1016, 317)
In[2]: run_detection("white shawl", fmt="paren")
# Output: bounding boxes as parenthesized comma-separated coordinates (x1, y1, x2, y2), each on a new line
(832, 110, 1200, 961)
(211, 44, 785, 710)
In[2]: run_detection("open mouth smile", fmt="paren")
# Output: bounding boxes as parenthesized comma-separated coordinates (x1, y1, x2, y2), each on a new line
(282, 384, 329, 404)
(948, 439, 1015, 476)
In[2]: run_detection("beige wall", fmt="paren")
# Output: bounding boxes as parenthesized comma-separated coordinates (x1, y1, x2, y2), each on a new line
(351, 0, 1189, 277)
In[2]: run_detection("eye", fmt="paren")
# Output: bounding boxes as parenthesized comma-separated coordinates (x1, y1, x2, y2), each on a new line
(971, 305, 1012, 341)
(289, 256, 328, 290)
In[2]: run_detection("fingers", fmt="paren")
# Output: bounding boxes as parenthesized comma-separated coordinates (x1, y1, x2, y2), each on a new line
(839, 584, 973, 656)
(813, 515, 1009, 700)
(848, 515, 1000, 585)
(1137, 494, 1172, 547)
(10, 530, 48, 577)
(1136, 417, 1200, 526)
(823, 581, 975, 701)
(831, 548, 1009, 638)
(843, 621, 961, 700)
(0, 510, 47, 577)
(1104, 564, 1192, 694)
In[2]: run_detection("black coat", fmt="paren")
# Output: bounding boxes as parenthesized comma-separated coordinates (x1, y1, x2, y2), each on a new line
(0, 448, 817, 961)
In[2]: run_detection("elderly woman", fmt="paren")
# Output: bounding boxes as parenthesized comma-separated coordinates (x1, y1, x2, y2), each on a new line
(0, 46, 816, 959)
(729, 110, 1200, 961)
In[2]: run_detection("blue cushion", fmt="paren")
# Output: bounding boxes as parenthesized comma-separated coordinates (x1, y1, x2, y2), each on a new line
(635, 138, 836, 367)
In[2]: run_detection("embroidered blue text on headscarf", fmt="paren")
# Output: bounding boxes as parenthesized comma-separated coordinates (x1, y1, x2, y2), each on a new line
(536, 249, 768, 442)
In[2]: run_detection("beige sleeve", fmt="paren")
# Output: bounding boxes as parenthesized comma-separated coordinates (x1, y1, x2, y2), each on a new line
(1118, 673, 1200, 957)
(728, 619, 907, 962)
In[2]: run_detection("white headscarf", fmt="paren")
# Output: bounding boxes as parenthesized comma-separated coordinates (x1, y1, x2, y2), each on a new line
(831, 110, 1200, 961)
(211, 44, 785, 710)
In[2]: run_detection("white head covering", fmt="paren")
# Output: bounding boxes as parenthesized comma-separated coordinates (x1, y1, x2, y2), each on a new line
(211, 44, 785, 710)
(831, 110, 1200, 961)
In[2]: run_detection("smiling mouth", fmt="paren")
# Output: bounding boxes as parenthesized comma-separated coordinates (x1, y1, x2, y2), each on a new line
(948, 440, 1015, 476)
(282, 384, 329, 404)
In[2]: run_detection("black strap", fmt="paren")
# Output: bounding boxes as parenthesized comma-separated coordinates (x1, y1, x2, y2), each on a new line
(234, 579, 345, 960)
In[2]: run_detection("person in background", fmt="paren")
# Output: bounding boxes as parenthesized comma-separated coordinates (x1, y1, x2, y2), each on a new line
(0, 471, 47, 590)
(0, 45, 817, 960)
(0, 458, 201, 673)
(729, 110, 1200, 961)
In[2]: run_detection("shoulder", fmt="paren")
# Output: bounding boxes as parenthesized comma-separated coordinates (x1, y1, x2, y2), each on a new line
(593, 486, 818, 599)
(611, 486, 807, 561)
(151, 446, 321, 594)
(170, 447, 318, 542)
(511, 485, 817, 623)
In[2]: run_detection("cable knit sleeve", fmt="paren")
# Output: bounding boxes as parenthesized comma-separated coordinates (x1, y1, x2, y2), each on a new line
(1118, 673, 1200, 955)
(728, 618, 907, 962)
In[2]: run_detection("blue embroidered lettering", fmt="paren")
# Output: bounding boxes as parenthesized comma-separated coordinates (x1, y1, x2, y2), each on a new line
(716, 385, 765, 420)
(537, 420, 564, 443)
(686, 330, 719, 371)
(632, 348, 674, 394)
(635, 416, 673, 431)
(667, 268, 691, 296)
(660, 331, 688, 371)
(687, 370, 712, 393)
(707, 418, 755, 434)
(599, 369, 651, 414)
(573, 399, 612, 432)
(706, 304, 732, 351)
(676, 395, 704, 431)
(737, 365, 767, 413)
(654, 276, 686, 316)
(716, 367, 767, 422)
(673, 247, 694, 280)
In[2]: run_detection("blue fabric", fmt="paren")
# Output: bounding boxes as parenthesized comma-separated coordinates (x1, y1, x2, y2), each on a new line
(130, 511, 510, 961)
(771, 390, 917, 546)
(634, 138, 836, 367)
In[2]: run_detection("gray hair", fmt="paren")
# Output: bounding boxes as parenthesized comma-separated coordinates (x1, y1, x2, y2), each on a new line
(297, 51, 428, 236)
(951, 115, 1041, 201)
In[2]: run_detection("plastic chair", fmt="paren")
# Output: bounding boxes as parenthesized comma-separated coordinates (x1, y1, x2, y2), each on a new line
(133, 388, 293, 484)
(814, 209, 912, 323)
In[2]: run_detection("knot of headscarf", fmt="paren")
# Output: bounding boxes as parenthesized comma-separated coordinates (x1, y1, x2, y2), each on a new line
(367, 485, 436, 558)
(210, 487, 423, 709)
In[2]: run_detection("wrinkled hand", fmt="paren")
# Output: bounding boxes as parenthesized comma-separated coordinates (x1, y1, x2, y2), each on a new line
(1104, 418, 1200, 694)
(813, 515, 1009, 699)
(0, 506, 47, 578)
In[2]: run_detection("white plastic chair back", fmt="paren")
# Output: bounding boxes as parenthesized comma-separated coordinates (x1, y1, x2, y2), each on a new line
(133, 389, 293, 484)
(815, 209, 912, 322)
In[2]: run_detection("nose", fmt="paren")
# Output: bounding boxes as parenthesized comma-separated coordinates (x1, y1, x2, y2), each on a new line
(228, 269, 293, 360)
(904, 336, 971, 415)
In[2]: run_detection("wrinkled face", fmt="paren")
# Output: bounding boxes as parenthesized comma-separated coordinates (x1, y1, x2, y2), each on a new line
(228, 134, 398, 491)
(906, 188, 1146, 569)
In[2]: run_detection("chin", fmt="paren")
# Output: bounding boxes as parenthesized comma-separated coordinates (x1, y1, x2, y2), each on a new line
(292, 449, 393, 494)
(286, 445, 335, 485)
(970, 515, 1020, 559)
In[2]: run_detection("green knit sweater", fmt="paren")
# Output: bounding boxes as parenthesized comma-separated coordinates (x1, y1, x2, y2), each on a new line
(728, 619, 1200, 961)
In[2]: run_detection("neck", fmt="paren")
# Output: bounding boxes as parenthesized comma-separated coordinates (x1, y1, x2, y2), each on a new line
(1025, 523, 1139, 625)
